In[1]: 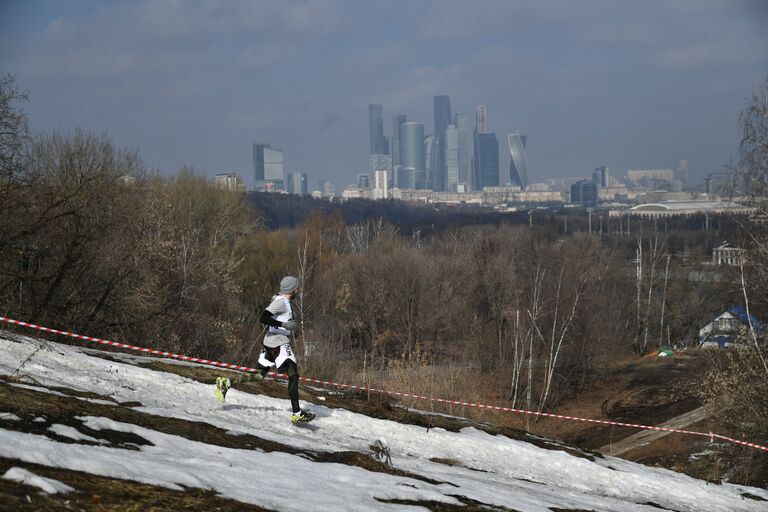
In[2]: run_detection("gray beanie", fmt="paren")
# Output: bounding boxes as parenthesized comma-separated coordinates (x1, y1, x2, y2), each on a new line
(280, 276, 300, 294)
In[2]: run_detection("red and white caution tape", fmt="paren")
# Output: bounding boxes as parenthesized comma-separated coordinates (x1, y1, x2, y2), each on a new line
(2, 315, 767, 453)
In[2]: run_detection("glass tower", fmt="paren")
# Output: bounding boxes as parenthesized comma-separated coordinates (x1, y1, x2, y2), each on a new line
(252, 142, 284, 191)
(507, 132, 528, 190)
(433, 95, 452, 191)
(368, 104, 386, 155)
(390, 114, 407, 188)
(445, 125, 459, 192)
(473, 132, 499, 190)
(400, 122, 425, 189)
(454, 114, 470, 189)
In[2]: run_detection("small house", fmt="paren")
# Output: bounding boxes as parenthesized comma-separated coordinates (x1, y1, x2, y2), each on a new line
(697, 307, 761, 349)
(711, 242, 744, 266)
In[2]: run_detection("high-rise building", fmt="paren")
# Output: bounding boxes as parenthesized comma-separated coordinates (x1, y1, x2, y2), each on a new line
(445, 124, 459, 192)
(473, 132, 499, 190)
(592, 168, 601, 186)
(507, 132, 528, 190)
(252, 142, 284, 191)
(295, 172, 308, 195)
(475, 105, 487, 134)
(286, 172, 294, 193)
(286, 172, 308, 195)
(570, 179, 598, 208)
(400, 122, 426, 189)
(432, 95, 452, 191)
(599, 166, 610, 188)
(357, 173, 371, 189)
(425, 134, 436, 190)
(454, 114, 470, 190)
(368, 104, 386, 155)
(390, 114, 407, 188)
(373, 169, 388, 199)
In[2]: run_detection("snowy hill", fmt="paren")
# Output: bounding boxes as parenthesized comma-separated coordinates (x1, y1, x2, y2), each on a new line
(1, 330, 767, 511)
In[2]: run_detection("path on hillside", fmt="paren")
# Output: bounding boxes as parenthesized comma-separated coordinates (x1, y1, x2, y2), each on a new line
(599, 406, 708, 456)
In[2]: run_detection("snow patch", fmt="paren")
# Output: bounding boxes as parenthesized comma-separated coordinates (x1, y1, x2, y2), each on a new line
(2, 467, 74, 494)
(0, 412, 21, 421)
(48, 424, 108, 444)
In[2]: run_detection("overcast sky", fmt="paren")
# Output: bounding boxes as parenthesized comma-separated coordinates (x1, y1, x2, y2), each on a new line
(2, 0, 767, 189)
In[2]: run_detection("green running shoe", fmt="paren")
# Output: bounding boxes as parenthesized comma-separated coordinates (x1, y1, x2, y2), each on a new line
(214, 377, 231, 402)
(291, 410, 316, 424)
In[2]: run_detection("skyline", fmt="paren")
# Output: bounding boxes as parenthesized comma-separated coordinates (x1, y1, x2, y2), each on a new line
(2, 1, 767, 188)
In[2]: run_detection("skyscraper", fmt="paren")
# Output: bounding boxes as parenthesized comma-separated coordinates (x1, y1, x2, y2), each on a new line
(292, 172, 308, 195)
(473, 133, 499, 190)
(599, 166, 610, 188)
(433, 95, 452, 191)
(390, 114, 407, 188)
(373, 169, 388, 199)
(472, 106, 497, 190)
(357, 173, 370, 189)
(368, 104, 386, 155)
(454, 114, 470, 189)
(507, 132, 528, 190)
(252, 141, 284, 191)
(400, 122, 426, 189)
(445, 124, 459, 192)
(425, 134, 436, 190)
(475, 105, 487, 134)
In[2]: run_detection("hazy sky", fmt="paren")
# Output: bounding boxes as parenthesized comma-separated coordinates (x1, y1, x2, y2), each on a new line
(2, 1, 767, 189)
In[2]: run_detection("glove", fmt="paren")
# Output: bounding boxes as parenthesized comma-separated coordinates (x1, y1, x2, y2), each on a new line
(282, 320, 297, 331)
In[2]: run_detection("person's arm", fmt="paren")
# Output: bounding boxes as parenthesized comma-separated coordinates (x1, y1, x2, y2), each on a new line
(261, 297, 290, 329)
(259, 309, 283, 328)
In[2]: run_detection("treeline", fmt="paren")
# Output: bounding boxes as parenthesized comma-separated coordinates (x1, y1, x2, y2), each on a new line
(248, 191, 529, 232)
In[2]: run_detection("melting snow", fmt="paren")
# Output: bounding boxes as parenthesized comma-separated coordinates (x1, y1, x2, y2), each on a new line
(2, 467, 74, 494)
(1, 331, 767, 511)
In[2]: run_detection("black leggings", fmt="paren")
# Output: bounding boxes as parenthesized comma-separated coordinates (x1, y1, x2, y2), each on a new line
(231, 353, 301, 413)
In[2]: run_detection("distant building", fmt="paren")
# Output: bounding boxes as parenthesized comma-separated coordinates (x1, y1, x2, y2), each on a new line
(357, 174, 370, 189)
(432, 95, 452, 192)
(626, 169, 674, 188)
(252, 142, 284, 191)
(445, 125, 459, 192)
(454, 114, 470, 191)
(475, 105, 487, 134)
(400, 122, 426, 189)
(570, 180, 598, 208)
(507, 132, 528, 190)
(214, 173, 246, 192)
(424, 134, 437, 190)
(513, 191, 562, 203)
(293, 172, 308, 195)
(390, 114, 407, 188)
(712, 242, 744, 266)
(473, 132, 499, 190)
(599, 166, 610, 188)
(373, 169, 388, 199)
(368, 104, 386, 155)
(698, 307, 761, 349)
(621, 200, 755, 218)
(637, 191, 693, 203)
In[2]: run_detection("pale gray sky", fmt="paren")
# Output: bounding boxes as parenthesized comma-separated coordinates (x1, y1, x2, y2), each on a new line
(1, 0, 767, 188)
